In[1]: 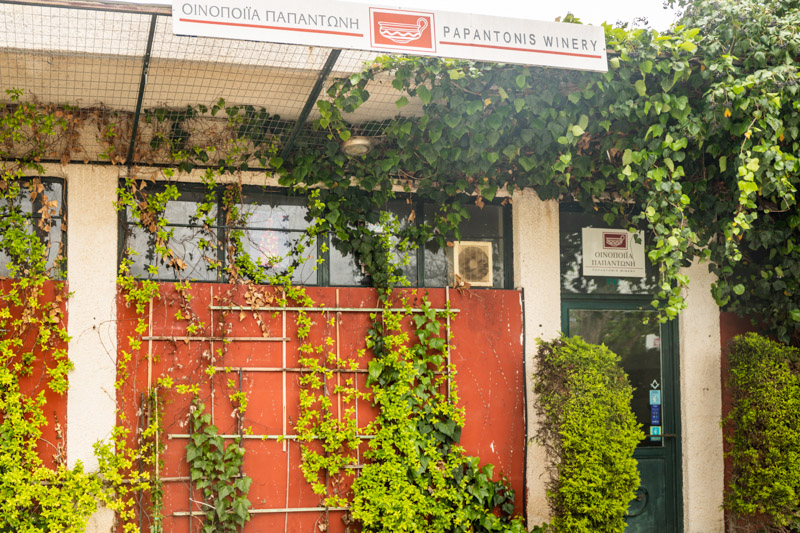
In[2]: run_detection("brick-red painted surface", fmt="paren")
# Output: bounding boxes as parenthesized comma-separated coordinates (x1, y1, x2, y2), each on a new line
(0, 280, 68, 468)
(117, 284, 525, 532)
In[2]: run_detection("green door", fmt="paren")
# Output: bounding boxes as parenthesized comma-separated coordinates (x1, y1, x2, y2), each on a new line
(562, 300, 683, 532)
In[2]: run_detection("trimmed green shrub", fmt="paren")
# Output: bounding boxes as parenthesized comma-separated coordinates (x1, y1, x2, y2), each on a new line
(725, 333, 800, 530)
(533, 336, 643, 533)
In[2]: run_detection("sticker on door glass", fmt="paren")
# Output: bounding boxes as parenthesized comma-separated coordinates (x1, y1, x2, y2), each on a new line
(649, 390, 661, 405)
(650, 404, 661, 425)
(650, 425, 662, 442)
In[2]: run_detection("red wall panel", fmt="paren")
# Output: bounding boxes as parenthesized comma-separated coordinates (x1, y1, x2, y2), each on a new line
(117, 284, 525, 531)
(0, 280, 69, 469)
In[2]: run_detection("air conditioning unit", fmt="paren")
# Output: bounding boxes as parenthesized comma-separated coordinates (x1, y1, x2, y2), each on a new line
(453, 241, 493, 287)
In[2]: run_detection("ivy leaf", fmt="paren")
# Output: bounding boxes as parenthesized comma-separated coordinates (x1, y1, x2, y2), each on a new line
(635, 79, 647, 97)
(733, 284, 746, 296)
(368, 360, 384, 381)
(417, 85, 431, 105)
(482, 183, 498, 201)
(448, 69, 465, 80)
(395, 96, 409, 108)
(519, 156, 536, 172)
(622, 149, 633, 166)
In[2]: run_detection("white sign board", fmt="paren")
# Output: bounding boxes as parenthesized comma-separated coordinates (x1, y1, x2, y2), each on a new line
(582, 228, 646, 278)
(172, 1, 607, 71)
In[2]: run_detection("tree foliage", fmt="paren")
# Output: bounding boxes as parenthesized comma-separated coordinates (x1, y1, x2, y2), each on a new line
(279, 0, 800, 343)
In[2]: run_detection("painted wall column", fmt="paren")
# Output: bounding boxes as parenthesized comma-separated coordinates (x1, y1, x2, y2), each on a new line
(64, 165, 119, 532)
(678, 259, 724, 532)
(512, 189, 561, 525)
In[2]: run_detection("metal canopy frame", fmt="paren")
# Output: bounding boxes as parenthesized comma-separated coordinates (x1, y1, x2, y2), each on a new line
(0, 0, 420, 168)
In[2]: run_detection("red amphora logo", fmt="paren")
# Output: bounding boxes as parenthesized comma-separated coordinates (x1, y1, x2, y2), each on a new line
(370, 8, 435, 52)
(602, 232, 628, 249)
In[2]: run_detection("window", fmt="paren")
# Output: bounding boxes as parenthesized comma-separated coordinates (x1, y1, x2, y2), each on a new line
(0, 178, 66, 278)
(121, 184, 317, 284)
(120, 183, 512, 288)
(559, 205, 657, 295)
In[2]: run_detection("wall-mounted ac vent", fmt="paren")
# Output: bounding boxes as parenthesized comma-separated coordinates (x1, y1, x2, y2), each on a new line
(453, 241, 493, 287)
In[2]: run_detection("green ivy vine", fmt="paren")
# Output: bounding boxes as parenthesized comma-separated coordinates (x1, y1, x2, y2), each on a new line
(0, 89, 156, 532)
(279, 0, 800, 344)
(4, 0, 800, 530)
(185, 400, 252, 532)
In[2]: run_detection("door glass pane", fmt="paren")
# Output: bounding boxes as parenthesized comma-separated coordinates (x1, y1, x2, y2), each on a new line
(568, 309, 663, 448)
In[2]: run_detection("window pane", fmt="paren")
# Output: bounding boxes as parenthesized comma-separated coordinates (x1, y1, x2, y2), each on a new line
(560, 210, 658, 295)
(329, 245, 368, 286)
(239, 193, 310, 230)
(422, 202, 507, 289)
(1, 179, 65, 278)
(423, 243, 449, 287)
(126, 188, 216, 226)
(124, 225, 219, 282)
(328, 202, 418, 286)
(239, 229, 318, 285)
(329, 245, 418, 286)
(163, 189, 216, 226)
(568, 309, 663, 448)
(459, 204, 503, 238)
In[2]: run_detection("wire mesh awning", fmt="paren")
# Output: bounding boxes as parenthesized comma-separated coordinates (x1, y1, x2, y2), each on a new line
(0, 0, 423, 167)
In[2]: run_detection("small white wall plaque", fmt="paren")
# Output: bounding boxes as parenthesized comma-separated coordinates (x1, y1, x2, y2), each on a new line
(581, 227, 646, 278)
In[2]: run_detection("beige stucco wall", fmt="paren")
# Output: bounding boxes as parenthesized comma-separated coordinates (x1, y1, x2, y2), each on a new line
(679, 260, 725, 532)
(64, 164, 121, 472)
(512, 189, 561, 526)
(56, 164, 120, 533)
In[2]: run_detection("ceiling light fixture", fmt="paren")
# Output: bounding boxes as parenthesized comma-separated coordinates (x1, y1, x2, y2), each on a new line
(340, 136, 375, 156)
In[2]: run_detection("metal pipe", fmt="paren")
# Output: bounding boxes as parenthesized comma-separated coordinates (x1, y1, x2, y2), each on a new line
(172, 507, 349, 517)
(446, 286, 451, 399)
(2, 0, 171, 15)
(279, 49, 341, 160)
(210, 306, 460, 313)
(127, 14, 158, 166)
(147, 297, 153, 390)
(168, 433, 375, 440)
(281, 309, 287, 452)
(214, 366, 368, 374)
(142, 336, 289, 342)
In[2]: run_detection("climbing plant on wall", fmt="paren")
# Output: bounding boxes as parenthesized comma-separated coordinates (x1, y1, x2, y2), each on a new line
(3, 0, 800, 530)
(281, 0, 800, 344)
(0, 90, 159, 532)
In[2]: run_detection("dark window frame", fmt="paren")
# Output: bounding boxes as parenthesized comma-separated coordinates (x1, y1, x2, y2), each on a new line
(119, 181, 513, 289)
(0, 177, 67, 279)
